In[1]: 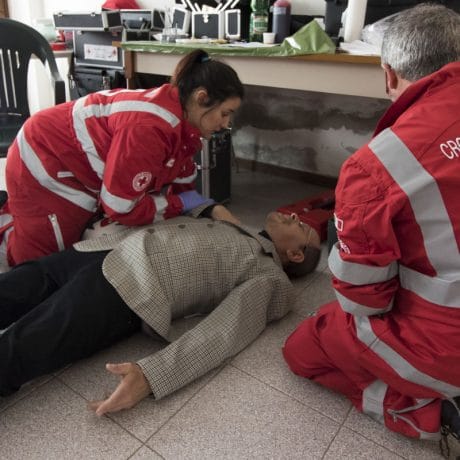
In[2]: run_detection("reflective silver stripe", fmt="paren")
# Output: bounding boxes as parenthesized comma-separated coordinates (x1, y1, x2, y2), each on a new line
(362, 379, 387, 424)
(335, 290, 393, 316)
(72, 97, 106, 179)
(72, 99, 180, 179)
(151, 194, 167, 221)
(57, 171, 75, 178)
(369, 128, 459, 278)
(400, 265, 460, 308)
(48, 214, 65, 251)
(0, 213, 13, 228)
(172, 165, 198, 184)
(329, 244, 398, 285)
(100, 184, 137, 214)
(17, 128, 97, 212)
(0, 227, 12, 271)
(355, 316, 460, 397)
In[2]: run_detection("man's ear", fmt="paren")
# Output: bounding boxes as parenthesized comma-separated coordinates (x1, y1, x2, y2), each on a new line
(286, 248, 305, 264)
(382, 63, 398, 92)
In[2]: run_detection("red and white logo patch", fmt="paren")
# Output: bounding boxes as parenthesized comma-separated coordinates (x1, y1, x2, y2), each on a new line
(132, 172, 152, 192)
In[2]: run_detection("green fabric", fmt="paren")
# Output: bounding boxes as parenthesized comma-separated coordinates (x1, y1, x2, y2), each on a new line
(121, 20, 335, 57)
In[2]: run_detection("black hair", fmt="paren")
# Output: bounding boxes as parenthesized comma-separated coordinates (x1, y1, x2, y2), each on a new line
(170, 49, 244, 108)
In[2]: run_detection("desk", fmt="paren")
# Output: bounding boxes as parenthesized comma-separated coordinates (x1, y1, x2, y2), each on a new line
(123, 49, 386, 99)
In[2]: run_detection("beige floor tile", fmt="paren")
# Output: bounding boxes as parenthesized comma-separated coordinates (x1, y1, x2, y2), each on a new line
(0, 374, 54, 414)
(129, 446, 163, 459)
(58, 332, 221, 442)
(344, 408, 445, 459)
(324, 427, 403, 459)
(231, 312, 351, 423)
(292, 270, 336, 316)
(148, 365, 340, 459)
(0, 379, 141, 460)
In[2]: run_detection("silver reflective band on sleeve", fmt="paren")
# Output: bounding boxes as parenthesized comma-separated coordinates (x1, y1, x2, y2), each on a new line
(17, 128, 97, 212)
(151, 194, 167, 221)
(335, 289, 393, 316)
(369, 128, 459, 277)
(362, 379, 387, 424)
(72, 99, 180, 180)
(355, 315, 460, 397)
(400, 266, 460, 308)
(100, 185, 137, 214)
(329, 244, 398, 285)
(172, 165, 198, 184)
(72, 97, 106, 179)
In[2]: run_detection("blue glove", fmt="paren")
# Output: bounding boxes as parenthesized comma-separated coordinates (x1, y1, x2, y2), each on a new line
(178, 190, 214, 213)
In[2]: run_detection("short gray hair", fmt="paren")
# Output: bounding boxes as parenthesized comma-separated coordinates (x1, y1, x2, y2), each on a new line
(381, 3, 460, 81)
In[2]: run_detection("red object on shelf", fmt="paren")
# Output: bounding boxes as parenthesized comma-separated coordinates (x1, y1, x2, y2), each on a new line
(102, 0, 140, 9)
(277, 189, 335, 242)
(50, 42, 67, 51)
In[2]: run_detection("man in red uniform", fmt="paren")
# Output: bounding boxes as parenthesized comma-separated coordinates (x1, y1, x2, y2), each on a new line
(283, 3, 460, 445)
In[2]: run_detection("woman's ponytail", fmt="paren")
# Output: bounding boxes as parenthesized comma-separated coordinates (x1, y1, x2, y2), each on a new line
(171, 49, 244, 108)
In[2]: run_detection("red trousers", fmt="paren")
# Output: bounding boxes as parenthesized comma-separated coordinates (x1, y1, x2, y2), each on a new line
(1, 149, 93, 266)
(283, 301, 441, 439)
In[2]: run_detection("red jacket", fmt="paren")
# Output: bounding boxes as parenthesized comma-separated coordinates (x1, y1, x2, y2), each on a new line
(9, 84, 202, 225)
(330, 62, 460, 408)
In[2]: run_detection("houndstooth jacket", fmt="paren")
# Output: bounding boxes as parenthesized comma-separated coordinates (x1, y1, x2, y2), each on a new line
(74, 211, 293, 399)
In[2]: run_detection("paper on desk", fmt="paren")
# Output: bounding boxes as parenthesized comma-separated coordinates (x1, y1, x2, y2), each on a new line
(226, 42, 277, 48)
(339, 40, 380, 56)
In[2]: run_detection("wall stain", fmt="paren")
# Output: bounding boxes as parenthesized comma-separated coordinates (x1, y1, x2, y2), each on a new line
(232, 86, 390, 178)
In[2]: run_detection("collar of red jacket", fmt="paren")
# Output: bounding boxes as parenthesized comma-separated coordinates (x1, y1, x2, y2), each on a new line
(374, 61, 460, 136)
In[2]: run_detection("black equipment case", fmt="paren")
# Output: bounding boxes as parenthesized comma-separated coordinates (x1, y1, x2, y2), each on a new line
(324, 0, 460, 40)
(53, 10, 122, 31)
(195, 129, 233, 203)
(54, 11, 127, 100)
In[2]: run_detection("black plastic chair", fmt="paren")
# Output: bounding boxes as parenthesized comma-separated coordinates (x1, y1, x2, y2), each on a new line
(0, 18, 66, 157)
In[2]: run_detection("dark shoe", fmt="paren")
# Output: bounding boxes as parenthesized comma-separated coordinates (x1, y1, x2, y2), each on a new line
(442, 398, 460, 439)
(440, 397, 460, 459)
(0, 190, 7, 208)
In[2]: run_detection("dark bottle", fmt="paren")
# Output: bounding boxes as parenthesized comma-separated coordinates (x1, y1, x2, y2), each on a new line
(272, 0, 291, 43)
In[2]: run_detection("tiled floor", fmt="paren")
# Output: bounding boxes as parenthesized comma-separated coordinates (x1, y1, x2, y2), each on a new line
(0, 166, 453, 459)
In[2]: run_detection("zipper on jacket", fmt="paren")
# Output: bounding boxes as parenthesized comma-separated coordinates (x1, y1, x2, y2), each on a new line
(387, 399, 440, 440)
(48, 214, 65, 251)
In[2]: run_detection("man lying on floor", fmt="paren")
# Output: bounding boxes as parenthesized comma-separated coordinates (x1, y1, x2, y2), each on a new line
(0, 202, 320, 415)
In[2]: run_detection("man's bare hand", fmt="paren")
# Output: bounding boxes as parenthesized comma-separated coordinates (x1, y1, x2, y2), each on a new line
(211, 204, 241, 225)
(88, 362, 151, 416)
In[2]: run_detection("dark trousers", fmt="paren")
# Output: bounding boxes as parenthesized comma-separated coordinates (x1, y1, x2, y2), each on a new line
(0, 248, 141, 396)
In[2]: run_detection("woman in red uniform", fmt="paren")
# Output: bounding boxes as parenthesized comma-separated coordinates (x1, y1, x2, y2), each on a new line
(0, 49, 243, 267)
